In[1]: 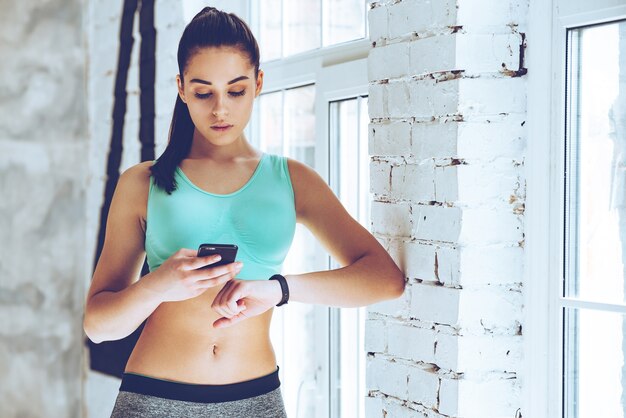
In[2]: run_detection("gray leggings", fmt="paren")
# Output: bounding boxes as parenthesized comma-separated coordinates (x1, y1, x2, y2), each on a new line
(110, 367, 288, 418)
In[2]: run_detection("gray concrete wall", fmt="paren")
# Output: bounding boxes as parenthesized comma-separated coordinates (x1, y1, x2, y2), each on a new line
(0, 0, 88, 417)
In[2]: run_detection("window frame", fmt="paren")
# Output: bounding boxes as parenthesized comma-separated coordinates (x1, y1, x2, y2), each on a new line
(525, 2, 626, 417)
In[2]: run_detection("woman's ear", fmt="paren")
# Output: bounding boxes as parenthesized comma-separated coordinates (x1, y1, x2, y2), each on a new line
(176, 75, 187, 103)
(254, 69, 264, 98)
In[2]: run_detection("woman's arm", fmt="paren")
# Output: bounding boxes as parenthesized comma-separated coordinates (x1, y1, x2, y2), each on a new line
(83, 162, 160, 343)
(284, 158, 405, 307)
(210, 158, 406, 328)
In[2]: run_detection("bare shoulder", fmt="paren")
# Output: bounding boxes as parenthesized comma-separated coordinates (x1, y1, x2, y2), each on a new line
(285, 157, 327, 219)
(114, 161, 154, 227)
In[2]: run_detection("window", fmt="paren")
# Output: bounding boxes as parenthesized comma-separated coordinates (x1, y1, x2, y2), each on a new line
(563, 19, 626, 418)
(526, 2, 626, 417)
(248, 2, 370, 417)
(257, 0, 367, 61)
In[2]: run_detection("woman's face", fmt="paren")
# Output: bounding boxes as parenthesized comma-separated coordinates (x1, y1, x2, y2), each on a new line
(177, 46, 263, 147)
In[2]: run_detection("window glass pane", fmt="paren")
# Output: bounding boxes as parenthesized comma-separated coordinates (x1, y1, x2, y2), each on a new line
(285, 85, 316, 165)
(258, 0, 282, 61)
(566, 21, 626, 304)
(258, 91, 283, 155)
(284, 0, 321, 56)
(323, 0, 366, 46)
(329, 96, 369, 418)
(564, 308, 626, 418)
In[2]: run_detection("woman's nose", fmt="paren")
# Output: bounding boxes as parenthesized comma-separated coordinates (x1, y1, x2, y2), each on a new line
(212, 95, 228, 118)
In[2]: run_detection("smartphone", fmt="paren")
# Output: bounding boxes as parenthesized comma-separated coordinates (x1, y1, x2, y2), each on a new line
(197, 243, 238, 269)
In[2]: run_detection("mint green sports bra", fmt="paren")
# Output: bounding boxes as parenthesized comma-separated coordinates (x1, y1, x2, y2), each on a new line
(145, 153, 296, 280)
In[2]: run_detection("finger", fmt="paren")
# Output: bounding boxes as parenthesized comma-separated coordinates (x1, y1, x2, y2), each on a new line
(196, 271, 232, 289)
(219, 282, 245, 317)
(222, 282, 246, 315)
(183, 254, 222, 271)
(176, 248, 198, 257)
(187, 261, 242, 279)
(213, 310, 249, 329)
(212, 281, 236, 317)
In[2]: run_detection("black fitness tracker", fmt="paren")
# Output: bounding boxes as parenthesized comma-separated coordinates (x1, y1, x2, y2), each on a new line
(269, 274, 289, 306)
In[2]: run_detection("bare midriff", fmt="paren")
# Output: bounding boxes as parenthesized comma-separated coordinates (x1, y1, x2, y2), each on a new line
(124, 283, 277, 384)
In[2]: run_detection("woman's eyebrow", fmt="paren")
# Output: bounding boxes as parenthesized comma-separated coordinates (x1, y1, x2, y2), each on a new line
(189, 76, 249, 85)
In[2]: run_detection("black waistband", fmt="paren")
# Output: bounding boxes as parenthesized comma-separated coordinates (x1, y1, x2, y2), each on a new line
(119, 366, 281, 403)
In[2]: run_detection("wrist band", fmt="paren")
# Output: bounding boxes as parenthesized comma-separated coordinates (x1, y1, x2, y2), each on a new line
(269, 274, 289, 306)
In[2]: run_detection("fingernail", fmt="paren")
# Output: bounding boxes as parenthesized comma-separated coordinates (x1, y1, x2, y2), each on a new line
(214, 255, 222, 260)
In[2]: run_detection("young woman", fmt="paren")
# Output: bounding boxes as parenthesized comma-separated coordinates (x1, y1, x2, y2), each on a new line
(84, 7, 405, 418)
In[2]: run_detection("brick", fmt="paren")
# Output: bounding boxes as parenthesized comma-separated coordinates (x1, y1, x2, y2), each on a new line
(388, 0, 456, 38)
(434, 161, 524, 206)
(411, 205, 462, 243)
(368, 42, 409, 81)
(410, 78, 460, 118)
(387, 323, 436, 363)
(365, 318, 388, 353)
(407, 366, 439, 409)
(458, 208, 523, 244)
(457, 0, 528, 29)
(411, 33, 526, 79)
(391, 240, 438, 283)
(410, 283, 460, 325)
(435, 333, 522, 372)
(367, 357, 408, 399)
(369, 160, 392, 196)
(458, 245, 523, 286)
(364, 396, 385, 418)
(458, 288, 523, 334)
(435, 245, 460, 286)
(433, 165, 458, 203)
(369, 121, 412, 156)
(387, 81, 412, 118)
(437, 377, 459, 417)
(439, 377, 520, 418)
(412, 121, 458, 159)
(368, 3, 388, 42)
(371, 201, 413, 237)
(368, 83, 386, 119)
(412, 117, 527, 161)
(384, 400, 428, 418)
(459, 77, 527, 115)
(456, 33, 522, 74)
(390, 162, 435, 201)
(457, 117, 526, 159)
(409, 35, 456, 76)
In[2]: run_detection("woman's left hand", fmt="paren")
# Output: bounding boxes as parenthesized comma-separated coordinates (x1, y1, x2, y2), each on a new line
(211, 279, 282, 328)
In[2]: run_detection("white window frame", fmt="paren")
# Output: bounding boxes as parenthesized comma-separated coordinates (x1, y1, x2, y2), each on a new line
(321, 60, 369, 418)
(525, 2, 626, 417)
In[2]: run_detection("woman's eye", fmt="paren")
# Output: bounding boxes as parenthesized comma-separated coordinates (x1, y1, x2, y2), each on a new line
(195, 92, 211, 99)
(229, 90, 246, 97)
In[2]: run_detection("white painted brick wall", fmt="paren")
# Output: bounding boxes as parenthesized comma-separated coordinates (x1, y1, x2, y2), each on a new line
(366, 0, 527, 416)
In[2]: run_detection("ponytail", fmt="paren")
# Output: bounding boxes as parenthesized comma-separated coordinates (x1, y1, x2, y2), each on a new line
(149, 95, 194, 194)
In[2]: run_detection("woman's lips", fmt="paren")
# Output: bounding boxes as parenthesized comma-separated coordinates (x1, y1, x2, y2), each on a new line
(211, 125, 232, 132)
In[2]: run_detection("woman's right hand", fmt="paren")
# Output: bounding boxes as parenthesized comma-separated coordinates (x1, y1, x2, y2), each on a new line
(138, 248, 243, 303)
